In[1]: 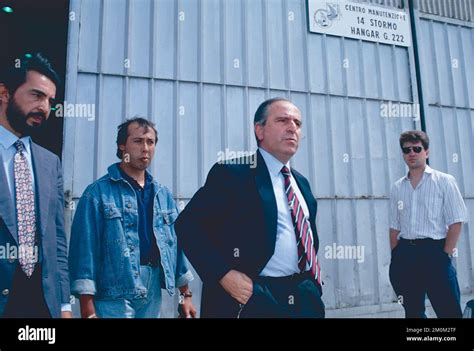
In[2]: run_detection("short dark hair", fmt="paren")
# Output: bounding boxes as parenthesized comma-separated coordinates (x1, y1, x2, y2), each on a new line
(116, 117, 158, 159)
(0, 53, 60, 95)
(253, 97, 292, 146)
(399, 130, 429, 150)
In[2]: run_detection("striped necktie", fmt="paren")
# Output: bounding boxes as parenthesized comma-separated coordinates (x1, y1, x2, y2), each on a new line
(14, 140, 37, 277)
(281, 166, 321, 284)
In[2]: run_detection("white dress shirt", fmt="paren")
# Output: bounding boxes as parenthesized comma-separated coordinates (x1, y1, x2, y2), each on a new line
(258, 148, 310, 277)
(390, 165, 468, 240)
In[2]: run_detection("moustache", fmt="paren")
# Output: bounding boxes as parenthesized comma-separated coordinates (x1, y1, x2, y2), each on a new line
(27, 112, 46, 122)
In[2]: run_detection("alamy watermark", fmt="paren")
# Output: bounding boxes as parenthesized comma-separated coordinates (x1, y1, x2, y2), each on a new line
(217, 148, 257, 168)
(0, 243, 38, 262)
(53, 101, 95, 121)
(324, 243, 365, 263)
(380, 101, 420, 121)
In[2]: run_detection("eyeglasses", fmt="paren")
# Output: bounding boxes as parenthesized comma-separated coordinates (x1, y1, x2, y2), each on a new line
(402, 146, 423, 154)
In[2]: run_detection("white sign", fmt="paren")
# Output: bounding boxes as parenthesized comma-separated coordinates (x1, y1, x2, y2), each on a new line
(308, 0, 411, 47)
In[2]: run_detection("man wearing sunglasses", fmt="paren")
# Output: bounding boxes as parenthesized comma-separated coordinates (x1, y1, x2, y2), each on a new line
(389, 130, 468, 318)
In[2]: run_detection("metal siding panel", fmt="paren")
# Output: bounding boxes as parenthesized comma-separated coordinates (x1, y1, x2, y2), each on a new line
(201, 0, 222, 83)
(326, 36, 345, 96)
(348, 98, 370, 194)
(129, 0, 152, 77)
(101, 0, 127, 75)
(78, 0, 101, 72)
(178, 83, 199, 198)
(378, 45, 396, 101)
(246, 0, 266, 87)
(334, 200, 358, 308)
(153, 81, 176, 189)
(354, 201, 377, 306)
(72, 74, 98, 197)
(418, 19, 438, 104)
(317, 200, 336, 309)
(330, 97, 351, 196)
(311, 95, 333, 198)
(344, 39, 363, 98)
(461, 26, 474, 107)
(362, 43, 379, 99)
(394, 46, 411, 102)
(179, 0, 199, 81)
(155, 0, 176, 79)
(373, 200, 393, 304)
(432, 22, 455, 106)
(226, 87, 246, 151)
(267, 0, 287, 89)
(97, 76, 125, 176)
(287, 0, 307, 91)
(202, 84, 223, 175)
(225, 0, 244, 85)
(308, 34, 328, 94)
(456, 109, 474, 196)
(128, 78, 151, 117)
(366, 100, 391, 195)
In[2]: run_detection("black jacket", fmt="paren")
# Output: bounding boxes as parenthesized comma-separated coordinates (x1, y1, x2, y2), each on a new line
(175, 150, 320, 317)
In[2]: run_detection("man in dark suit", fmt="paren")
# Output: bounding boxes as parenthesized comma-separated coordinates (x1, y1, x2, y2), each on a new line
(0, 53, 71, 318)
(175, 97, 325, 318)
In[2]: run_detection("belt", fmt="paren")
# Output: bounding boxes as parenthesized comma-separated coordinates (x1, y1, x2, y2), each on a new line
(399, 238, 444, 246)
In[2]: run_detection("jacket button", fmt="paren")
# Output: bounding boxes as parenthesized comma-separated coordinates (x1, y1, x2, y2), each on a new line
(2, 289, 9, 296)
(127, 203, 132, 208)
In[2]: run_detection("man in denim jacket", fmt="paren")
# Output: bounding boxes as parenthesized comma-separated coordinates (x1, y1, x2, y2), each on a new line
(69, 118, 195, 318)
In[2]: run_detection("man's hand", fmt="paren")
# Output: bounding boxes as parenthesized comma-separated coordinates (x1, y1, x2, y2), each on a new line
(179, 297, 197, 318)
(79, 295, 98, 318)
(219, 270, 253, 305)
(61, 311, 73, 318)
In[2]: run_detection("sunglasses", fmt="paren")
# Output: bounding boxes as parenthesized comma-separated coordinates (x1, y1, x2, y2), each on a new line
(402, 146, 423, 154)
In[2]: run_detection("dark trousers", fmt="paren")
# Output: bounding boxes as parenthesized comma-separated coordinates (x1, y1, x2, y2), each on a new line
(389, 238, 462, 318)
(239, 272, 325, 318)
(2, 264, 51, 318)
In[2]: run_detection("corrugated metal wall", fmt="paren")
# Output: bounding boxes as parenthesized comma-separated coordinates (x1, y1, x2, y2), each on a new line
(63, 0, 473, 317)
(414, 8, 474, 302)
(415, 0, 473, 22)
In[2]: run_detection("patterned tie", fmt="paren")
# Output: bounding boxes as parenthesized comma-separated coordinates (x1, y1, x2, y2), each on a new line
(281, 166, 321, 284)
(14, 140, 37, 277)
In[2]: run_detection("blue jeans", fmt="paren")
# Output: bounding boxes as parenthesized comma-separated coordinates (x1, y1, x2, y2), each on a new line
(389, 238, 462, 318)
(95, 265, 162, 318)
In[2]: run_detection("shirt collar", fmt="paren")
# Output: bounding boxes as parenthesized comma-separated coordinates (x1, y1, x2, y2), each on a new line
(0, 125, 32, 154)
(403, 164, 433, 181)
(258, 147, 291, 177)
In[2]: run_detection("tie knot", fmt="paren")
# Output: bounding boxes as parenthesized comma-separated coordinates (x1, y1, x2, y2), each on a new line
(281, 166, 291, 178)
(14, 140, 25, 153)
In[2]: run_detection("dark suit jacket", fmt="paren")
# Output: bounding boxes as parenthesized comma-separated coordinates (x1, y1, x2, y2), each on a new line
(0, 142, 70, 318)
(175, 150, 320, 317)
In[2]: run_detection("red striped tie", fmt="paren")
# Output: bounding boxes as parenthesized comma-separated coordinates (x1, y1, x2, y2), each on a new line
(281, 166, 321, 284)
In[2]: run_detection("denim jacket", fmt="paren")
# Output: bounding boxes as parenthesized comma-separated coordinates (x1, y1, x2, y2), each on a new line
(69, 163, 193, 299)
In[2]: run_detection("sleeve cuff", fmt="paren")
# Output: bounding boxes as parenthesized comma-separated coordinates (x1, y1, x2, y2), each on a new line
(61, 303, 72, 312)
(176, 270, 194, 288)
(71, 279, 97, 296)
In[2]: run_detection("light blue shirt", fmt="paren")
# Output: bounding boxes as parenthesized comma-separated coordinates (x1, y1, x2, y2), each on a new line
(0, 125, 35, 205)
(258, 147, 310, 277)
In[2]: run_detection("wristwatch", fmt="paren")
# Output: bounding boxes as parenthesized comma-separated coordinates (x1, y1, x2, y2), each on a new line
(180, 290, 193, 299)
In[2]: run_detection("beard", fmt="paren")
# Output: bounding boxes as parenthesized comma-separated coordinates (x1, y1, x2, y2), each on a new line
(6, 99, 47, 137)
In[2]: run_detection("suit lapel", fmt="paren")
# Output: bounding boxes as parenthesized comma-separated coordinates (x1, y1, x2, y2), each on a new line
(31, 143, 52, 240)
(254, 150, 278, 250)
(0, 152, 18, 242)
